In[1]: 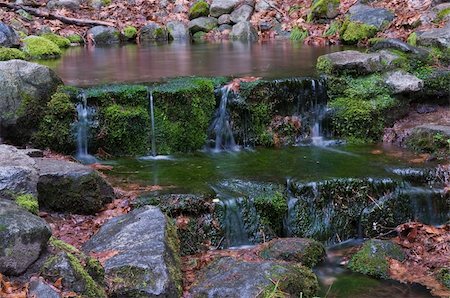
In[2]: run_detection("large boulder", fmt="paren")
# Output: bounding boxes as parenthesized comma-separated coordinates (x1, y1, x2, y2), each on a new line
(188, 17, 218, 33)
(0, 199, 51, 275)
(139, 22, 169, 42)
(167, 21, 189, 40)
(35, 158, 115, 214)
(316, 50, 399, 75)
(0, 145, 38, 199)
(210, 0, 240, 17)
(189, 257, 319, 297)
(230, 4, 254, 23)
(384, 70, 423, 94)
(0, 60, 62, 127)
(83, 206, 182, 297)
(230, 21, 259, 41)
(348, 4, 395, 29)
(0, 22, 20, 48)
(416, 26, 450, 49)
(86, 26, 120, 44)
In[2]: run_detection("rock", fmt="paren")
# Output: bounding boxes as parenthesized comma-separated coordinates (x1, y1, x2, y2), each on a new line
(260, 238, 326, 267)
(47, 0, 81, 10)
(35, 158, 115, 214)
(219, 24, 233, 31)
(189, 257, 319, 297)
(218, 13, 232, 24)
(0, 199, 51, 275)
(384, 70, 423, 94)
(210, 0, 240, 17)
(316, 50, 398, 75)
(0, 60, 62, 128)
(188, 1, 210, 20)
(83, 206, 182, 297)
(167, 21, 189, 40)
(19, 148, 44, 158)
(230, 21, 258, 41)
(86, 26, 120, 44)
(370, 38, 429, 59)
(0, 145, 38, 199)
(416, 104, 438, 114)
(308, 0, 340, 21)
(416, 26, 450, 49)
(255, 0, 273, 12)
(28, 278, 61, 298)
(230, 4, 254, 23)
(348, 239, 405, 279)
(139, 21, 169, 42)
(0, 22, 20, 48)
(348, 4, 395, 29)
(188, 17, 218, 33)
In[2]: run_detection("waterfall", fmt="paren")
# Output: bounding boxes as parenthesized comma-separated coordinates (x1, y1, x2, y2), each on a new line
(310, 79, 329, 146)
(149, 89, 157, 157)
(75, 91, 97, 164)
(210, 86, 238, 152)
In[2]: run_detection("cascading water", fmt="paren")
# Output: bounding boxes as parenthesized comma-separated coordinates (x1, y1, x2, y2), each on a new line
(75, 91, 97, 164)
(209, 86, 238, 152)
(309, 80, 330, 146)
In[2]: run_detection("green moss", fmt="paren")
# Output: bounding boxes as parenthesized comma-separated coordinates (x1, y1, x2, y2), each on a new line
(406, 128, 450, 159)
(41, 33, 71, 48)
(341, 21, 378, 44)
(33, 92, 76, 153)
(348, 240, 405, 279)
(266, 264, 319, 298)
(67, 34, 83, 43)
(407, 32, 417, 46)
(437, 268, 450, 289)
(165, 218, 183, 296)
(48, 237, 79, 254)
(0, 47, 26, 61)
(316, 56, 333, 74)
(290, 26, 308, 42)
(102, 0, 111, 6)
(307, 0, 340, 22)
(22, 36, 61, 59)
(254, 191, 287, 236)
(192, 31, 206, 41)
(189, 1, 210, 20)
(435, 7, 450, 23)
(324, 20, 341, 36)
(123, 26, 137, 39)
(15, 194, 38, 214)
(66, 253, 107, 298)
(100, 104, 150, 155)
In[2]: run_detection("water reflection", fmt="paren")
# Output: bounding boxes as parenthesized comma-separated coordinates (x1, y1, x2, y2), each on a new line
(38, 40, 345, 86)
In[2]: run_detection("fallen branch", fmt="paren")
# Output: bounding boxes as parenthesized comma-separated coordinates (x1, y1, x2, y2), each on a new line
(0, 2, 115, 27)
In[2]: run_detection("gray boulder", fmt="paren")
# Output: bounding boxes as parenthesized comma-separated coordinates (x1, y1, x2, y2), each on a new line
(384, 70, 423, 94)
(349, 4, 395, 29)
(219, 24, 233, 31)
(83, 206, 182, 297)
(87, 26, 120, 44)
(188, 17, 218, 33)
(230, 4, 254, 23)
(416, 26, 450, 49)
(35, 158, 115, 214)
(210, 0, 240, 17)
(316, 50, 399, 75)
(189, 257, 319, 297)
(0, 144, 38, 199)
(0, 199, 51, 275)
(167, 21, 189, 40)
(0, 22, 20, 48)
(139, 22, 169, 42)
(28, 278, 61, 298)
(47, 0, 81, 10)
(0, 60, 62, 127)
(370, 38, 429, 59)
(218, 13, 232, 25)
(230, 21, 259, 41)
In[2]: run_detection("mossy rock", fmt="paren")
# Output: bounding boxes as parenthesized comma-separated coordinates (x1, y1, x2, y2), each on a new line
(0, 47, 26, 61)
(14, 194, 38, 214)
(22, 36, 61, 59)
(348, 239, 405, 279)
(123, 26, 137, 40)
(67, 34, 83, 43)
(405, 125, 450, 159)
(253, 191, 287, 236)
(41, 33, 71, 48)
(307, 0, 340, 22)
(341, 20, 378, 44)
(85, 84, 148, 107)
(189, 1, 210, 20)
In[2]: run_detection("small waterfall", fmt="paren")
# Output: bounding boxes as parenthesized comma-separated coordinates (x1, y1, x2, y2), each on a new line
(309, 80, 329, 146)
(210, 86, 238, 152)
(75, 92, 97, 164)
(149, 89, 157, 157)
(218, 196, 251, 248)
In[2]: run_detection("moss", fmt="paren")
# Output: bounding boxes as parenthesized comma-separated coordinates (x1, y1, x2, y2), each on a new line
(437, 268, 450, 289)
(67, 34, 83, 43)
(189, 1, 210, 20)
(22, 36, 61, 59)
(341, 21, 378, 44)
(165, 217, 183, 296)
(435, 7, 450, 23)
(100, 104, 150, 155)
(0, 47, 26, 61)
(85, 84, 148, 107)
(66, 253, 107, 298)
(406, 128, 450, 159)
(323, 20, 341, 36)
(348, 240, 405, 279)
(48, 237, 79, 254)
(41, 33, 71, 48)
(192, 31, 206, 41)
(266, 264, 319, 298)
(14, 194, 38, 214)
(307, 0, 340, 22)
(316, 56, 333, 74)
(123, 26, 137, 39)
(407, 32, 417, 46)
(254, 191, 287, 236)
(33, 92, 77, 153)
(290, 26, 308, 42)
